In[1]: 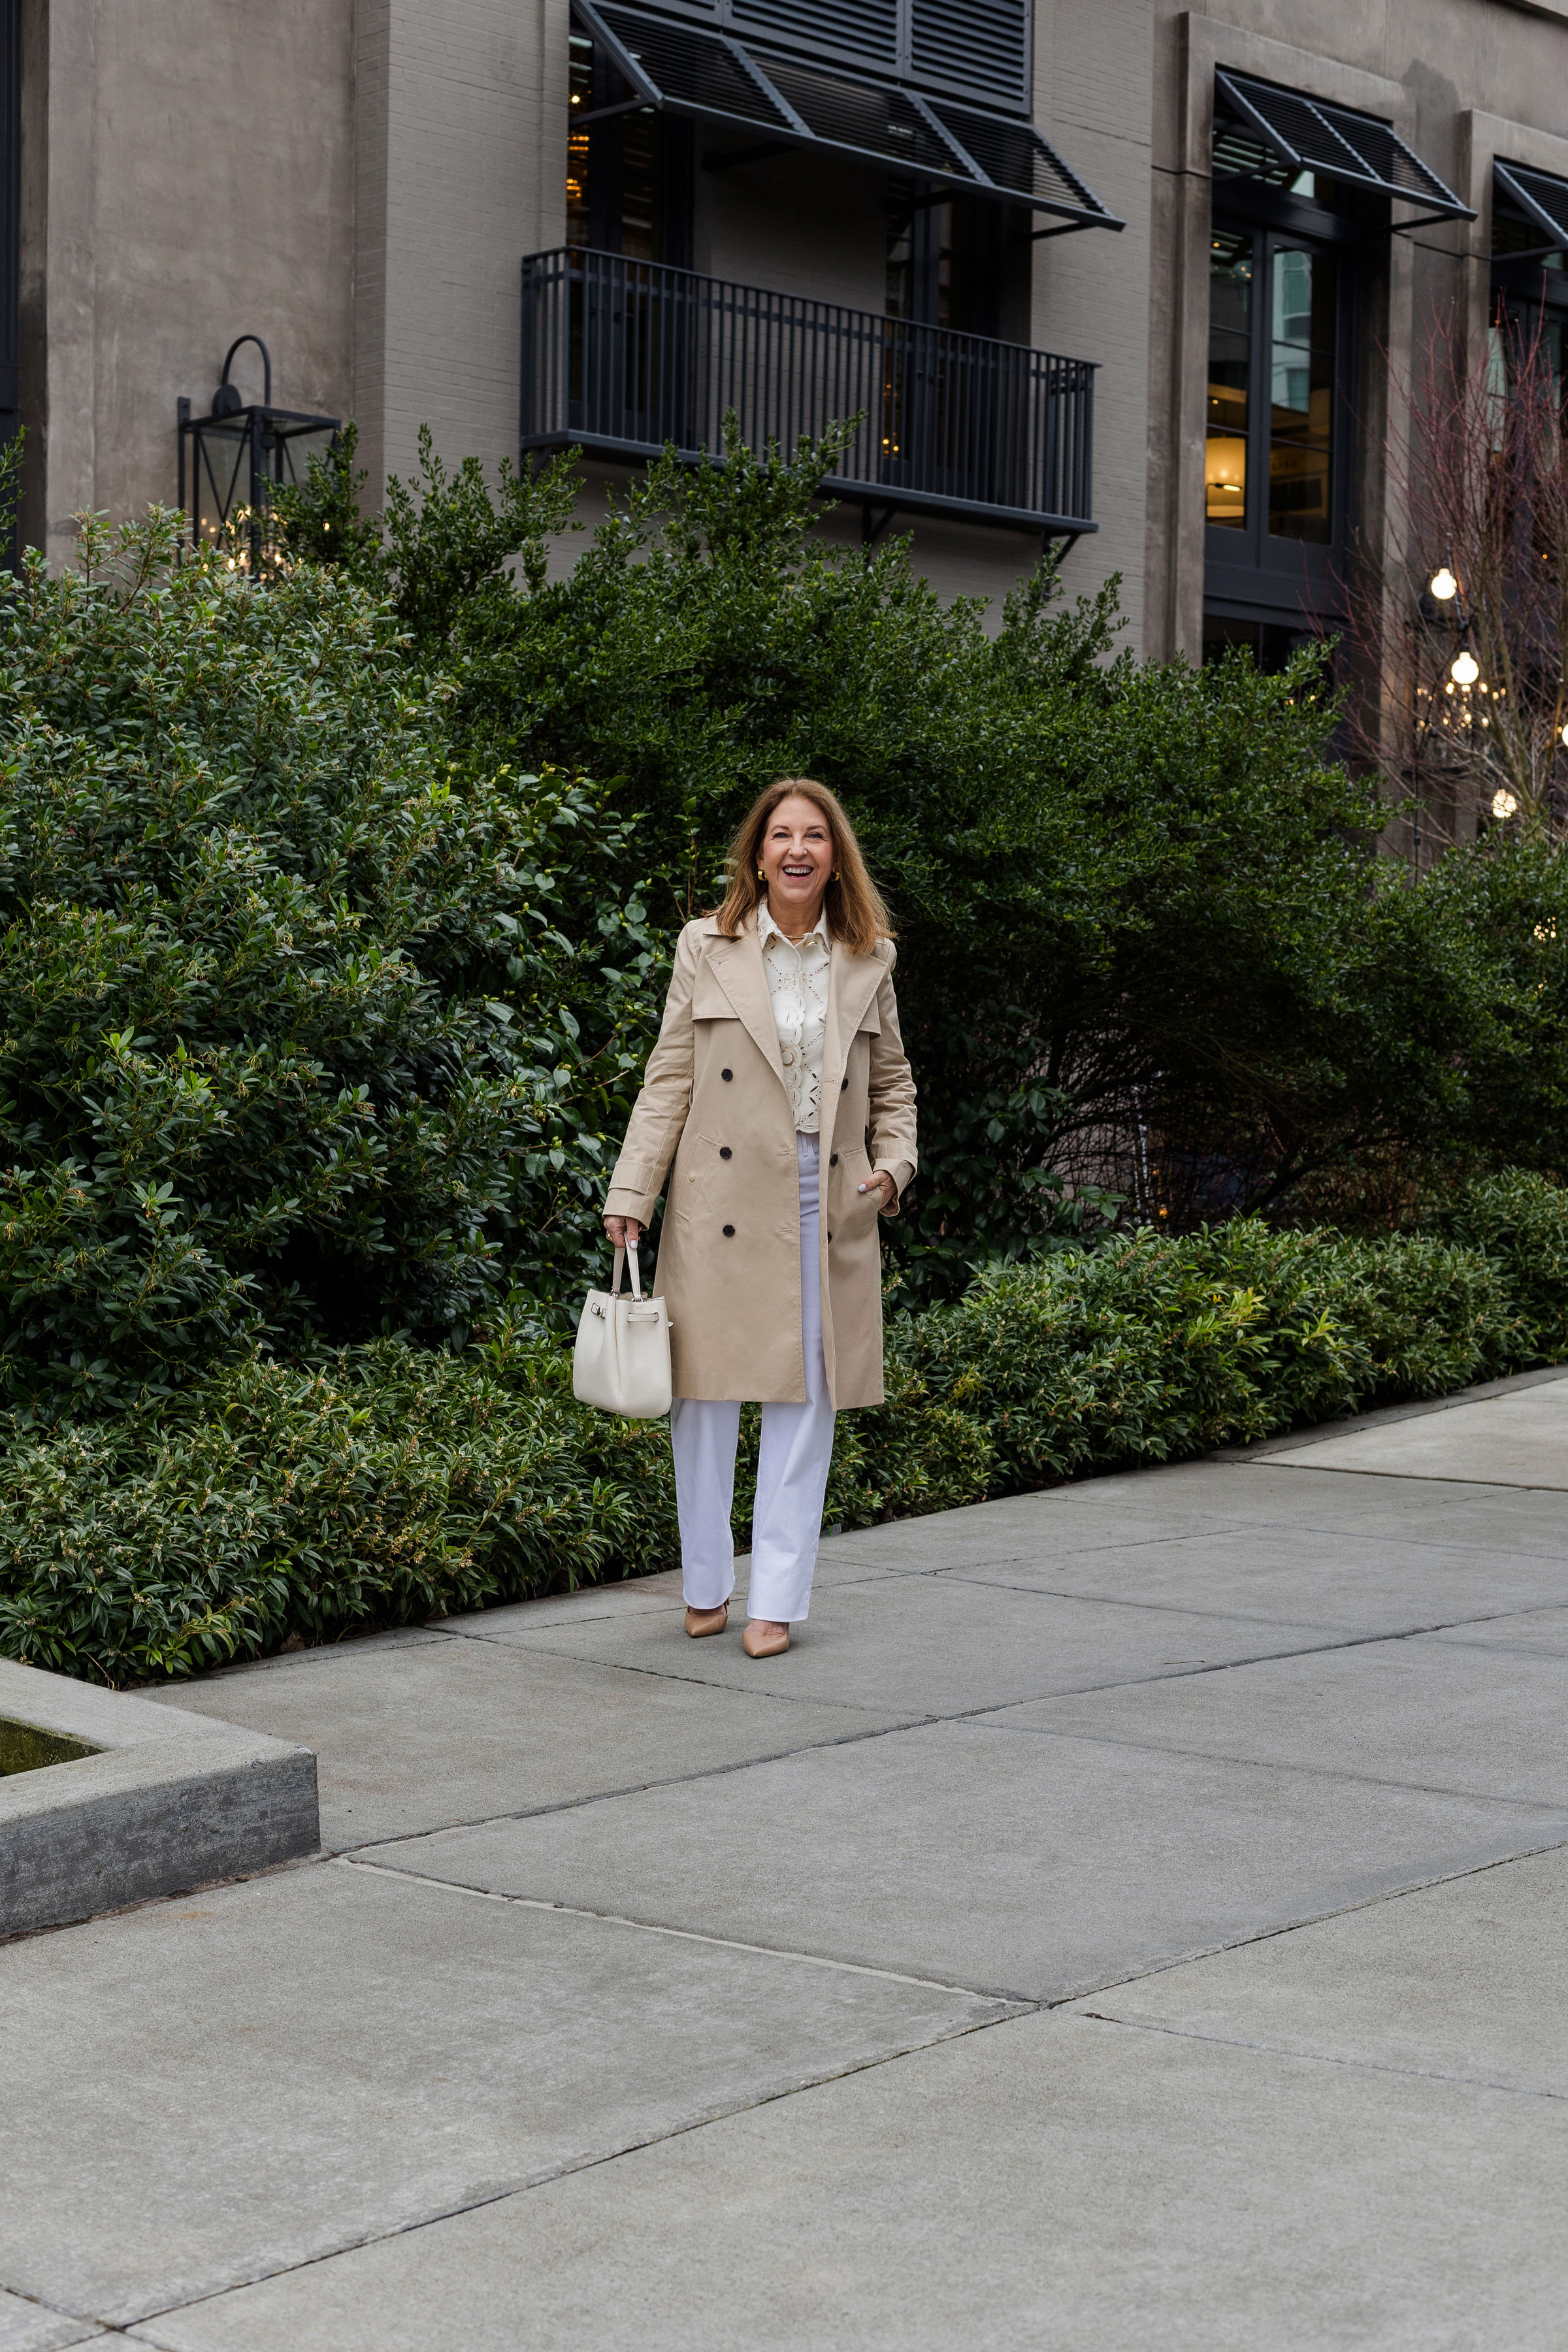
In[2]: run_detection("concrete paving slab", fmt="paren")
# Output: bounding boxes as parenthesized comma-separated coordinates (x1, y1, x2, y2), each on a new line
(1078, 1844, 1568, 2098)
(480, 1569, 1339, 1716)
(0, 2294, 101, 2352)
(991, 1636, 1568, 1806)
(142, 1638, 908, 1848)
(1096, 1452, 1568, 1550)
(1235, 1457, 1568, 1535)
(945, 1522, 1568, 1634)
(367, 1718, 1568, 2001)
(434, 1580, 681, 1634)
(0, 1858, 1008, 2328)
(133, 2006, 1568, 2352)
(815, 1486, 1261, 1574)
(1268, 1377, 1568, 1488)
(1429, 1603, 1568, 1658)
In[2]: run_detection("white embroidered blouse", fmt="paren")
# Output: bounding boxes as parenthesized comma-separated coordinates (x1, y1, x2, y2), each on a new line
(758, 899, 830, 1134)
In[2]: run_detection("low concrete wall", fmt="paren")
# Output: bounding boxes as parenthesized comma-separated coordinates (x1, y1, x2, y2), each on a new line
(0, 1658, 319, 1939)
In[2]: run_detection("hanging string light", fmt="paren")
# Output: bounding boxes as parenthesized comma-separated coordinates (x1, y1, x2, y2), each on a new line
(1450, 649, 1480, 687)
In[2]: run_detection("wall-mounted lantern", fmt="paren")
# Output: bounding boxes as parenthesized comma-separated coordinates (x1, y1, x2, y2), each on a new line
(177, 336, 340, 566)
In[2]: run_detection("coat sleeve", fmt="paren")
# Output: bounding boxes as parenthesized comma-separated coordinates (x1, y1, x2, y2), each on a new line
(604, 923, 701, 1225)
(866, 953, 918, 1217)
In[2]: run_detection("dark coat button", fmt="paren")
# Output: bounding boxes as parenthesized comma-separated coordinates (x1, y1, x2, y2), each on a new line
(840, 1076, 848, 1090)
(723, 1224, 735, 1236)
(720, 1147, 732, 1160)
(721, 1068, 733, 1081)
(827, 1231, 833, 1241)
(830, 1152, 838, 1165)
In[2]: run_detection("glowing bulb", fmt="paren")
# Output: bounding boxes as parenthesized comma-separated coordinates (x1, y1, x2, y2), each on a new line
(1451, 649, 1480, 687)
(1429, 566, 1458, 602)
(1492, 789, 1518, 819)
(1561, 722, 1568, 748)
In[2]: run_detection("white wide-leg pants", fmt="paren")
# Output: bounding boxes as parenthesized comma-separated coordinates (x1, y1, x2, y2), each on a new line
(670, 1132, 836, 1624)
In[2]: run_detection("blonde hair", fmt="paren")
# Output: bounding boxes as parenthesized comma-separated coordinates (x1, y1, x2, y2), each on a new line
(713, 778, 894, 958)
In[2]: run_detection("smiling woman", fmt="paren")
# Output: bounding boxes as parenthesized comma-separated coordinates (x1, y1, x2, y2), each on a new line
(602, 779, 918, 1657)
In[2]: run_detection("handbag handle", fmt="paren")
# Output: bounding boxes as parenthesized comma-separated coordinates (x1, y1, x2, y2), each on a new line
(611, 1241, 644, 1301)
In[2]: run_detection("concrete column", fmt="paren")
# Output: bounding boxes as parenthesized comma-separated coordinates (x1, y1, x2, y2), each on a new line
(18, 0, 353, 566)
(354, 0, 568, 501)
(1031, 0, 1154, 652)
(18, 0, 97, 566)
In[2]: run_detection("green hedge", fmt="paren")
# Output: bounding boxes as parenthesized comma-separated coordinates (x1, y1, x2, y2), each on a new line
(3, 1168, 1564, 1686)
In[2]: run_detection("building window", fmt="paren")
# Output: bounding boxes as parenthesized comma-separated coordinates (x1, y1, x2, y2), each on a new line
(1490, 160, 1568, 414)
(1201, 614, 1322, 672)
(1203, 157, 1361, 639)
(1205, 229, 1250, 530)
(1206, 226, 1342, 554)
(566, 27, 694, 267)
(885, 188, 1025, 339)
(1201, 72, 1473, 653)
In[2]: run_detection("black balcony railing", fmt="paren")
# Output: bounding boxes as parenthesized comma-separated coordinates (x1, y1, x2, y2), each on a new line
(520, 247, 1096, 537)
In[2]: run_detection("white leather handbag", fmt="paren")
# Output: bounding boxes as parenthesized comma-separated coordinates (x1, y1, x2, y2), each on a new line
(572, 1242, 673, 1418)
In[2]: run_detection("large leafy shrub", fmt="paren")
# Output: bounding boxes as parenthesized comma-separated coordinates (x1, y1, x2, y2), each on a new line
(0, 508, 659, 1413)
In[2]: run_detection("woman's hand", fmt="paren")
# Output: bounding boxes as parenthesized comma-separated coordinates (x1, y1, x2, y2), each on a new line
(604, 1214, 642, 1249)
(857, 1170, 898, 1213)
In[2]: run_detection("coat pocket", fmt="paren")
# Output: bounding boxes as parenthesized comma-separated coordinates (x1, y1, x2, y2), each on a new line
(837, 1146, 882, 1232)
(672, 1128, 722, 1223)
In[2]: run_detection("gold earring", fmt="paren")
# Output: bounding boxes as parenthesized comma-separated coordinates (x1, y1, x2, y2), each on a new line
(757, 867, 765, 881)
(831, 868, 841, 880)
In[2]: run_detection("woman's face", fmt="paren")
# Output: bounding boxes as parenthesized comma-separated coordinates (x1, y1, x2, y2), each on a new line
(759, 794, 834, 925)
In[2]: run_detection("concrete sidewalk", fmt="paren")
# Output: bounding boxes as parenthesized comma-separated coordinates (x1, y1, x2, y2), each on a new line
(5, 1371, 1568, 2348)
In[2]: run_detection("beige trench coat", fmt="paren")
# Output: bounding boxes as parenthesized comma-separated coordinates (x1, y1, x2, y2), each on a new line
(604, 913, 919, 1407)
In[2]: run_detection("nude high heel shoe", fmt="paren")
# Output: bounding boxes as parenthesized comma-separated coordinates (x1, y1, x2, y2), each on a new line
(742, 1620, 790, 1658)
(685, 1603, 728, 1639)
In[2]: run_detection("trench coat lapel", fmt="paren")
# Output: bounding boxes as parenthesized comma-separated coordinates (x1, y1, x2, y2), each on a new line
(706, 924, 789, 1094)
(823, 942, 883, 1107)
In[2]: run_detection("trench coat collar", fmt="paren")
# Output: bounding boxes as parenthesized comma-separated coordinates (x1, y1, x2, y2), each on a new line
(822, 936, 885, 1109)
(702, 912, 885, 1110)
(702, 915, 787, 1091)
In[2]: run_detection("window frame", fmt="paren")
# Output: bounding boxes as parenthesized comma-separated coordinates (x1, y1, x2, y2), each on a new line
(1491, 169, 1568, 344)
(1204, 185, 1360, 627)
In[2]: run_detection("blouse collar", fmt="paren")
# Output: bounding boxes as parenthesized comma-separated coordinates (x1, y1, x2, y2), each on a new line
(757, 898, 831, 953)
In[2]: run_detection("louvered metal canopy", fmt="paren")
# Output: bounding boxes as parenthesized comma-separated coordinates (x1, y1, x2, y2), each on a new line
(1494, 159, 1568, 251)
(613, 0, 1033, 115)
(1213, 68, 1474, 225)
(573, 0, 1122, 229)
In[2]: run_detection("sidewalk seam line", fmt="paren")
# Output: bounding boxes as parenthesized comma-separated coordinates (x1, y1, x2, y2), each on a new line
(333, 1852, 1025, 1995)
(1072, 2008, 1568, 2101)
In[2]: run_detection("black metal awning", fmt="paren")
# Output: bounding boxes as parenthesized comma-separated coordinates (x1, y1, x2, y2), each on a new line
(1494, 159, 1568, 255)
(572, 0, 1122, 231)
(1213, 68, 1474, 229)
